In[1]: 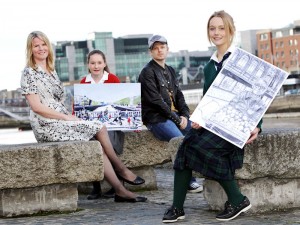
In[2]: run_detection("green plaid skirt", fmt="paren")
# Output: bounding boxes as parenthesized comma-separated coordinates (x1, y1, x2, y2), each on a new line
(173, 128, 244, 180)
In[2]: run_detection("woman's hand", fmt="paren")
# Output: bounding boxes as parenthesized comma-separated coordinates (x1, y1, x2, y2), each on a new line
(179, 116, 188, 130)
(191, 122, 202, 129)
(246, 127, 260, 144)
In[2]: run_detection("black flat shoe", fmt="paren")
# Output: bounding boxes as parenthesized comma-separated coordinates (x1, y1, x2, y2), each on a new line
(114, 195, 147, 203)
(117, 174, 145, 185)
(87, 193, 102, 200)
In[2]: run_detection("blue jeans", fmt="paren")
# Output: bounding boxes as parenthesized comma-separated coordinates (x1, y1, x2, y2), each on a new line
(146, 119, 192, 142)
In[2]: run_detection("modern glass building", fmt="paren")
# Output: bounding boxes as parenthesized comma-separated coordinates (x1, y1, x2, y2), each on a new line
(54, 32, 211, 86)
(114, 34, 151, 82)
(55, 41, 89, 82)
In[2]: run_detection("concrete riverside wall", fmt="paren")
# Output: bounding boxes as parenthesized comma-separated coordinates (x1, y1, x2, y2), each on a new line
(0, 141, 103, 217)
(169, 128, 300, 213)
(3, 128, 298, 217)
(267, 95, 300, 113)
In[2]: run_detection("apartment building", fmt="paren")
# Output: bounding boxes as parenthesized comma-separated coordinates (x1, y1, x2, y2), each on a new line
(257, 20, 300, 93)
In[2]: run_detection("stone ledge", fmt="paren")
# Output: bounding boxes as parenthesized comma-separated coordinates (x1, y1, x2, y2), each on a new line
(237, 129, 300, 179)
(0, 141, 104, 190)
(0, 183, 78, 217)
(0, 141, 104, 217)
(120, 131, 171, 168)
(168, 129, 300, 179)
(204, 178, 300, 213)
(167, 129, 300, 213)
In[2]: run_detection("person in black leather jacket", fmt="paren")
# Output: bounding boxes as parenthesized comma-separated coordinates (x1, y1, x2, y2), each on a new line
(138, 58, 189, 128)
(138, 34, 202, 193)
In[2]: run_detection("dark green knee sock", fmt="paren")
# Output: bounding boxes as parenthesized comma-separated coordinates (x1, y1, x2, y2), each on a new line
(172, 168, 192, 209)
(217, 179, 244, 207)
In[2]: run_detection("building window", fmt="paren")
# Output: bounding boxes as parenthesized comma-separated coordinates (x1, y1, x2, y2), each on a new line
(275, 31, 282, 38)
(290, 50, 293, 56)
(289, 40, 293, 46)
(280, 41, 284, 47)
(266, 54, 269, 59)
(265, 43, 269, 49)
(260, 33, 268, 40)
(289, 29, 294, 35)
(295, 39, 298, 45)
(260, 44, 264, 50)
(281, 51, 284, 57)
(261, 54, 264, 59)
(275, 42, 279, 48)
(276, 52, 279, 58)
(290, 61, 293, 66)
(276, 62, 280, 67)
(282, 62, 285, 67)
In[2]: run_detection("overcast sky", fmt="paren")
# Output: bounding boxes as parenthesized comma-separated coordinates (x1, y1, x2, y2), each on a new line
(1, 0, 299, 91)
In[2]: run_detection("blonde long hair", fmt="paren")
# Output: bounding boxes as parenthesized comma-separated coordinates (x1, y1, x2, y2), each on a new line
(207, 10, 236, 47)
(26, 31, 55, 72)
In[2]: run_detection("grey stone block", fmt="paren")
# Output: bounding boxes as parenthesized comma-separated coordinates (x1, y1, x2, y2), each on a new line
(0, 183, 78, 217)
(237, 130, 300, 179)
(203, 178, 300, 213)
(0, 141, 104, 189)
(167, 129, 300, 213)
(120, 131, 171, 168)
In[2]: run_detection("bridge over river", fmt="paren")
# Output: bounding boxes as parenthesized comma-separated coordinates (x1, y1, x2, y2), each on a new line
(0, 107, 29, 121)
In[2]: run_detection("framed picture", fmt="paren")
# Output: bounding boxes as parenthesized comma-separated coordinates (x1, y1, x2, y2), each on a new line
(74, 83, 142, 131)
(190, 48, 289, 148)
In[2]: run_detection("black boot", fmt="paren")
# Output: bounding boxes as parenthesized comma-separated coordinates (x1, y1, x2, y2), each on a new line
(87, 182, 102, 200)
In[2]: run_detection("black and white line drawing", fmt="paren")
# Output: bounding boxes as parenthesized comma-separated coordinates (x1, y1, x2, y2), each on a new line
(190, 48, 289, 148)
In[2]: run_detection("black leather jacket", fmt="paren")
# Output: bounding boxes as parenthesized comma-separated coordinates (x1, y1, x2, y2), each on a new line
(138, 59, 190, 126)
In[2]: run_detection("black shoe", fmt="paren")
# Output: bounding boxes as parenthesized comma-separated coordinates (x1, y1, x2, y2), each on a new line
(162, 206, 185, 223)
(103, 188, 115, 198)
(216, 196, 252, 221)
(117, 174, 145, 185)
(114, 194, 147, 203)
(87, 193, 101, 200)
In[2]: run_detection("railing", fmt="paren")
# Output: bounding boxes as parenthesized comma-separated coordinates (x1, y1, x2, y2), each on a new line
(0, 107, 29, 121)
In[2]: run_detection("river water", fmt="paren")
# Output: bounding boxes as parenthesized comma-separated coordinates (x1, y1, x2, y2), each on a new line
(0, 117, 299, 145)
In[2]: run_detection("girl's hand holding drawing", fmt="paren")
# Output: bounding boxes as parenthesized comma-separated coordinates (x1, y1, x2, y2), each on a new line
(191, 122, 202, 130)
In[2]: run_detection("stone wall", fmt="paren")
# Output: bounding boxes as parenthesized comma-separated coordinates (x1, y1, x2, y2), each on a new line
(267, 95, 300, 113)
(169, 128, 300, 213)
(0, 141, 103, 217)
(3, 128, 299, 216)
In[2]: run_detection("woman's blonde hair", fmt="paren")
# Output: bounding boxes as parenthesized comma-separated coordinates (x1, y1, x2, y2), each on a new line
(207, 10, 236, 47)
(26, 31, 55, 71)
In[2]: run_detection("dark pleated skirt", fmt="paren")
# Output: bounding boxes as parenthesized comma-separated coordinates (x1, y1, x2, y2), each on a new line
(173, 128, 244, 180)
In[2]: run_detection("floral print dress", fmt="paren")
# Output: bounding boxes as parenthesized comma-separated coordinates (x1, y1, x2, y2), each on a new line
(20, 66, 103, 143)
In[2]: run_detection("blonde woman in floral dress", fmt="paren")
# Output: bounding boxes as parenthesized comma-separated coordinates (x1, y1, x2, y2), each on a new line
(20, 31, 146, 203)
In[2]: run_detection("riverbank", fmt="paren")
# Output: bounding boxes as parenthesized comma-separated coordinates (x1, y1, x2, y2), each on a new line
(263, 112, 300, 118)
